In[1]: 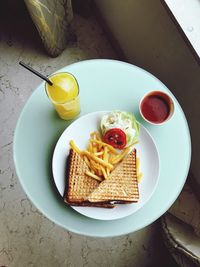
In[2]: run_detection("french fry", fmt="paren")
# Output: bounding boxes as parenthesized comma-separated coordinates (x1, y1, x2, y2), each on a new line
(109, 154, 114, 164)
(93, 145, 97, 153)
(90, 131, 101, 140)
(103, 146, 108, 162)
(111, 147, 131, 165)
(136, 157, 143, 182)
(95, 131, 101, 140)
(69, 140, 81, 154)
(136, 158, 140, 173)
(97, 169, 102, 176)
(82, 151, 113, 170)
(89, 160, 98, 173)
(106, 168, 110, 177)
(90, 159, 100, 169)
(89, 138, 97, 153)
(90, 139, 119, 154)
(100, 166, 108, 179)
(94, 151, 104, 156)
(87, 141, 93, 153)
(137, 172, 143, 183)
(83, 155, 90, 168)
(85, 170, 103, 182)
(125, 141, 139, 149)
(90, 132, 96, 139)
(90, 160, 103, 177)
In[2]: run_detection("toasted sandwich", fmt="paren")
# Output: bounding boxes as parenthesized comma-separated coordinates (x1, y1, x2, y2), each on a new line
(64, 149, 115, 208)
(88, 149, 139, 203)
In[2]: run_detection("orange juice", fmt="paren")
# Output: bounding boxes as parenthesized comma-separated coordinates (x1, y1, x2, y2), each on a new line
(45, 72, 80, 120)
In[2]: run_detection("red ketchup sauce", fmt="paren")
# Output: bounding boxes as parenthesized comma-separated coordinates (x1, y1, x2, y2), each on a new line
(141, 93, 170, 123)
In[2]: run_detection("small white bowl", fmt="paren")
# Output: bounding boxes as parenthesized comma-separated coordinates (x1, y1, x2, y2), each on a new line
(139, 91, 174, 125)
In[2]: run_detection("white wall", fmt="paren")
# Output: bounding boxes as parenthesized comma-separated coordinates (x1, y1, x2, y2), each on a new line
(95, 0, 200, 194)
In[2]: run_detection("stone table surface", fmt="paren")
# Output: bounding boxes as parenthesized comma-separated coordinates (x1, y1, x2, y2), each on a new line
(0, 5, 178, 267)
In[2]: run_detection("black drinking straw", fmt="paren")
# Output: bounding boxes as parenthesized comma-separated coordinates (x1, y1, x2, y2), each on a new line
(19, 61, 53, 86)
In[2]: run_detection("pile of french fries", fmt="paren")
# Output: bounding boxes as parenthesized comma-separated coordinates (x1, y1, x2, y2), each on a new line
(69, 131, 132, 182)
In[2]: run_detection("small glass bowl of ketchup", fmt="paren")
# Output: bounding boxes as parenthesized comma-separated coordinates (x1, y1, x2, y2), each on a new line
(139, 91, 174, 125)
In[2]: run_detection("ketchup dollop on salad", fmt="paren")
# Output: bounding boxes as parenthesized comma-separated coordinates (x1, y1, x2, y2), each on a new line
(101, 111, 140, 149)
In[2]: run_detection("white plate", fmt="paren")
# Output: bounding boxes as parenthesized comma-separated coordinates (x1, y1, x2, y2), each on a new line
(52, 111, 160, 220)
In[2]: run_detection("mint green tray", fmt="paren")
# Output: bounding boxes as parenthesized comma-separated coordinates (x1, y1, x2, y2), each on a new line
(13, 59, 191, 237)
